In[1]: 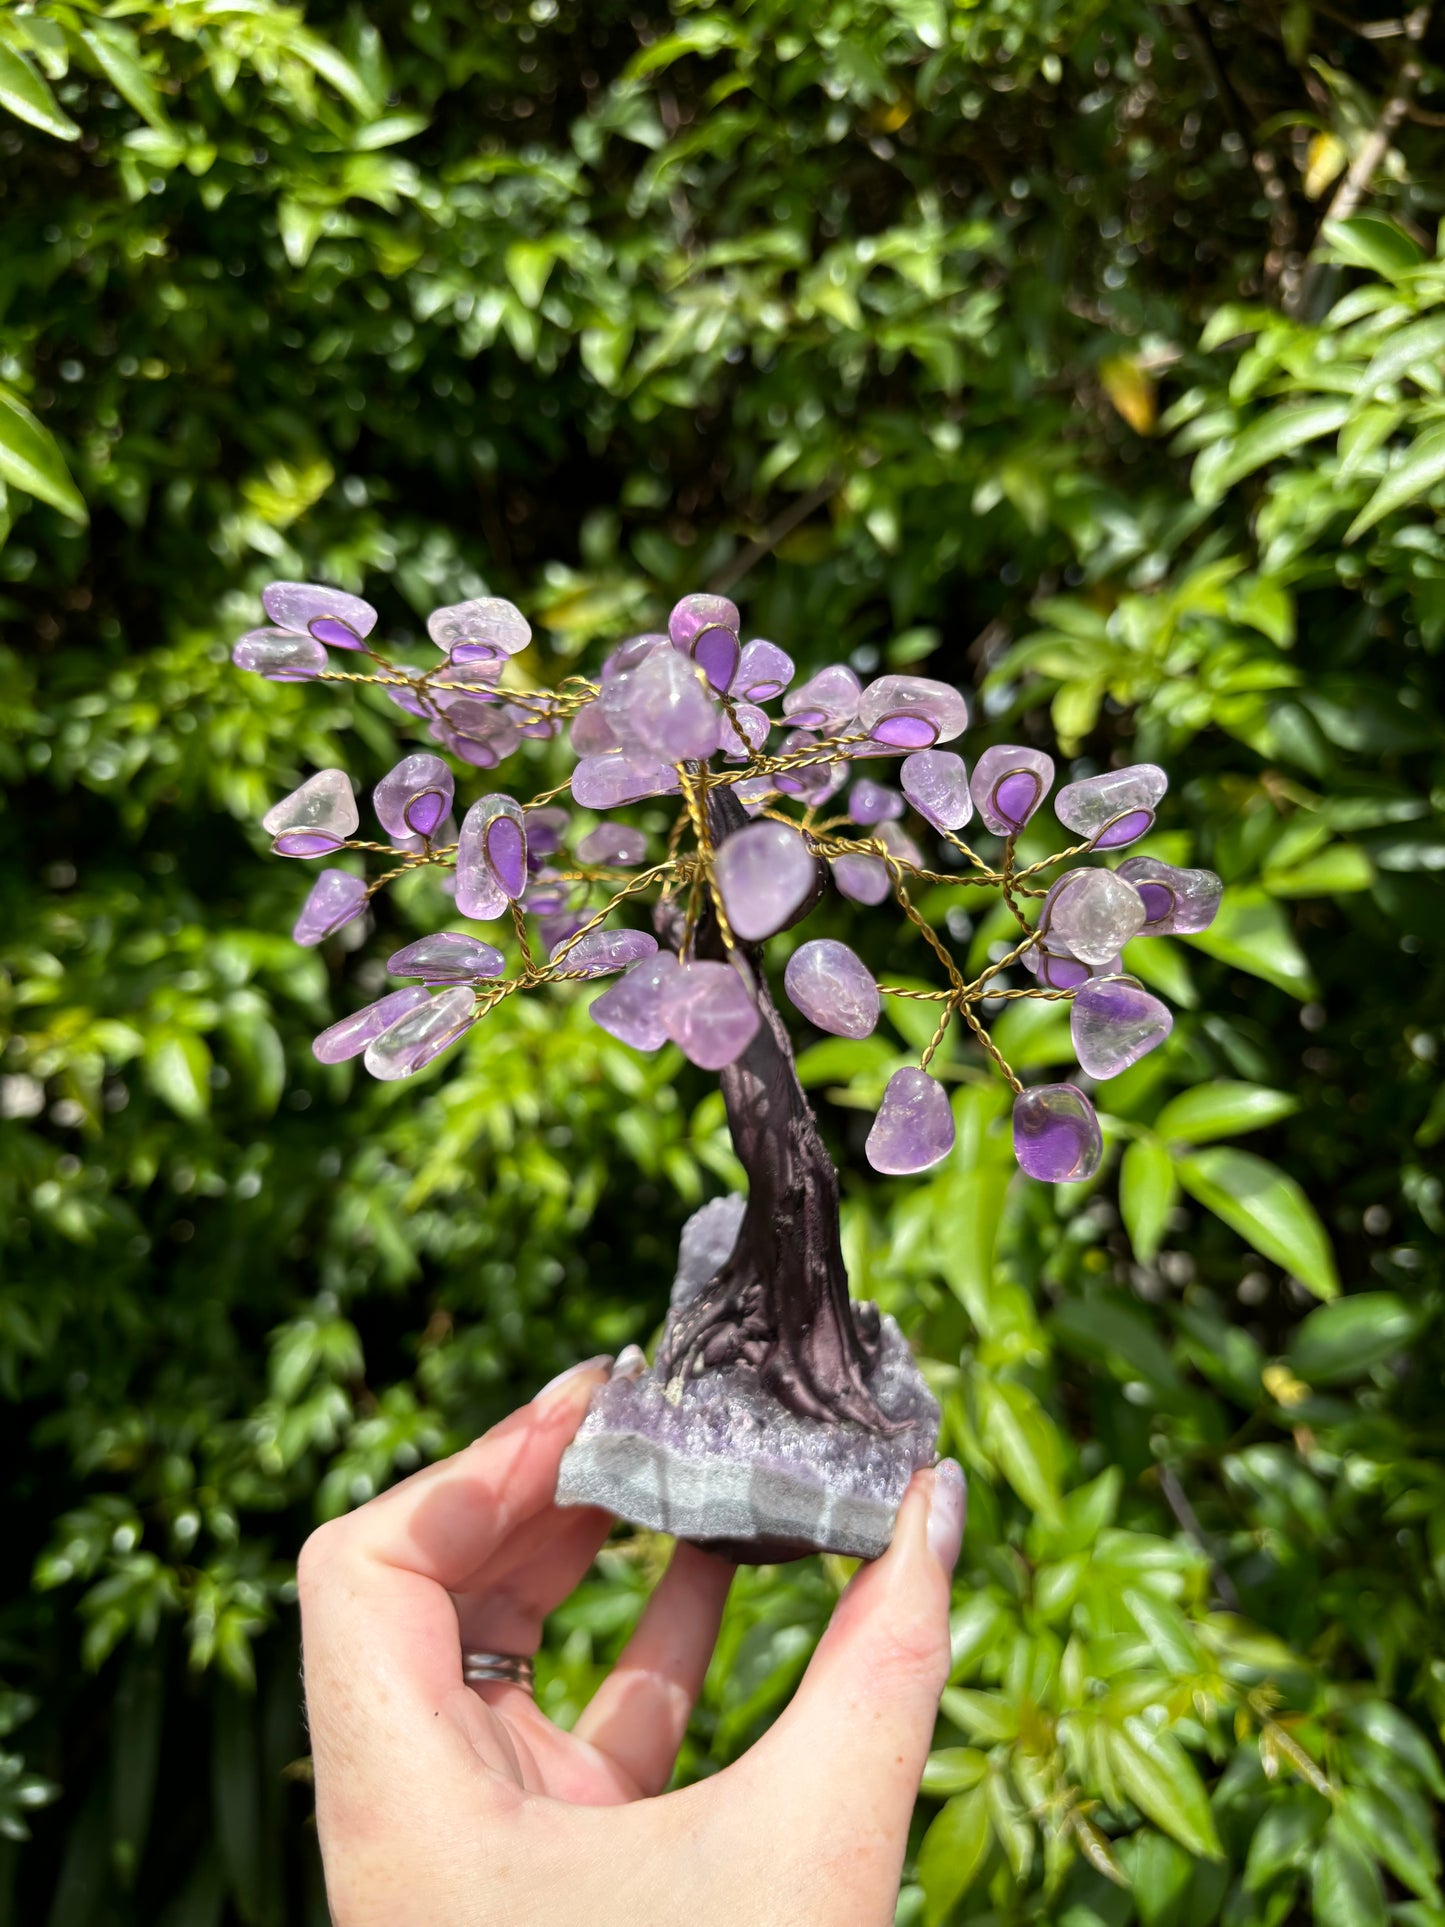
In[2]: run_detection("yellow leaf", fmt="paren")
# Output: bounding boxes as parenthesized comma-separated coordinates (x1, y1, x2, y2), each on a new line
(1100, 356, 1156, 435)
(1304, 131, 1347, 201)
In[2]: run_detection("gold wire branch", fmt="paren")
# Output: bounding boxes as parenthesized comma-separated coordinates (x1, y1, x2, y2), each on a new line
(309, 658, 1110, 1100)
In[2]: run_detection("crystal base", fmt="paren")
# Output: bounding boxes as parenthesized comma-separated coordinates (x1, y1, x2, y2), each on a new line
(554, 1196, 940, 1561)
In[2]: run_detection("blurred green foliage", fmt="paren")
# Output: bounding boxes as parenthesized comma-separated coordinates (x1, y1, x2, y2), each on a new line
(2, 0, 1444, 1919)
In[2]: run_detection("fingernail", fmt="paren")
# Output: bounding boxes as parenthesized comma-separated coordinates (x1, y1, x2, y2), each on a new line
(613, 1343, 647, 1380)
(534, 1354, 612, 1402)
(927, 1459, 966, 1572)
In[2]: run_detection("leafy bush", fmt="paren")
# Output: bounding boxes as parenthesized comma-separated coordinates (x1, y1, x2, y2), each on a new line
(1, 0, 1442, 1921)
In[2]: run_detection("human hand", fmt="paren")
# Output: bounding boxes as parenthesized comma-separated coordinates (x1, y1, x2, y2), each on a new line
(299, 1353, 965, 1927)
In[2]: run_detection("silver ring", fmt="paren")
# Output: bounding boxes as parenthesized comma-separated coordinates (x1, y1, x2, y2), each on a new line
(462, 1650, 535, 1692)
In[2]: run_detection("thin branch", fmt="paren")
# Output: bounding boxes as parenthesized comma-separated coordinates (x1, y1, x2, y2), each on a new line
(708, 476, 840, 595)
(1157, 1465, 1243, 1612)
(1289, 2, 1433, 317)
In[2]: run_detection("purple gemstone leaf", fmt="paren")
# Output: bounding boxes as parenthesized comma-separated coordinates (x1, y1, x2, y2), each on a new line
(713, 820, 819, 942)
(900, 750, 972, 832)
(658, 961, 761, 1070)
(262, 769, 358, 840)
(364, 985, 477, 1081)
(551, 928, 659, 978)
(589, 953, 681, 1052)
(1041, 869, 1147, 965)
(668, 593, 740, 649)
(831, 853, 890, 905)
(847, 779, 905, 827)
(262, 581, 377, 644)
(373, 753, 454, 842)
(784, 940, 880, 1039)
(866, 1068, 955, 1174)
(1013, 1083, 1102, 1183)
(571, 750, 679, 809)
(1070, 977, 1173, 1078)
(782, 664, 861, 734)
(387, 933, 506, 982)
(1055, 765, 1167, 849)
(427, 596, 531, 656)
(1116, 857, 1223, 935)
(858, 675, 968, 749)
(732, 638, 794, 702)
(232, 629, 328, 681)
(273, 830, 345, 858)
(312, 987, 431, 1064)
(293, 869, 369, 946)
(577, 824, 648, 867)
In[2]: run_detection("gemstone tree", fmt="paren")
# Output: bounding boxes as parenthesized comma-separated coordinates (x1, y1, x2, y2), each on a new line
(236, 584, 1223, 1472)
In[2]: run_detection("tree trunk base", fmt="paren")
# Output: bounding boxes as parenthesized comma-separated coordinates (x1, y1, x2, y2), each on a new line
(555, 1197, 941, 1562)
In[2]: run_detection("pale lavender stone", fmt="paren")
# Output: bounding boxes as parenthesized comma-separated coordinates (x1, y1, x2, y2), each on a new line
(483, 804, 528, 899)
(848, 779, 904, 826)
(875, 819, 924, 870)
(858, 676, 967, 749)
(901, 750, 972, 831)
(1021, 942, 1094, 992)
(387, 683, 431, 718)
(604, 647, 720, 762)
(233, 629, 328, 681)
(538, 912, 586, 953)
(262, 581, 376, 648)
(713, 821, 819, 942)
(363, 985, 477, 1080)
(1055, 765, 1167, 849)
(373, 753, 454, 842)
(832, 853, 890, 905)
(590, 952, 681, 1051)
(524, 872, 570, 917)
(773, 730, 835, 800)
(1071, 977, 1173, 1078)
(426, 596, 531, 657)
(783, 664, 861, 734)
(784, 940, 879, 1038)
(388, 933, 505, 982)
(601, 634, 671, 683)
(552, 928, 658, 977)
(1042, 868, 1147, 965)
(719, 701, 770, 761)
(263, 769, 359, 841)
(571, 750, 679, 809)
(1116, 857, 1223, 935)
(577, 824, 648, 867)
(570, 702, 620, 756)
(668, 593, 740, 650)
(733, 639, 794, 702)
(659, 961, 761, 1069)
(293, 869, 368, 945)
(689, 624, 741, 693)
(866, 1067, 955, 1175)
(970, 745, 1054, 835)
(312, 987, 430, 1063)
(734, 776, 776, 815)
(556, 1199, 939, 1558)
(1013, 1083, 1102, 1182)
(273, 830, 345, 858)
(455, 799, 508, 919)
(525, 806, 571, 857)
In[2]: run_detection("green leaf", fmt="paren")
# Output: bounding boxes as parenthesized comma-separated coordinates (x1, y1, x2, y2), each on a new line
(80, 25, 172, 133)
(1244, 1791, 1328, 1890)
(505, 240, 559, 309)
(1120, 935, 1197, 1010)
(1311, 1820, 1386, 1927)
(916, 1785, 991, 1926)
(1289, 1293, 1418, 1384)
(0, 383, 88, 522)
(1323, 214, 1428, 282)
(1360, 313, 1445, 396)
(1196, 400, 1350, 505)
(143, 1028, 212, 1123)
(0, 39, 79, 139)
(1347, 420, 1445, 542)
(1154, 1081, 1298, 1144)
(1051, 1291, 1183, 1391)
(1120, 1134, 1178, 1263)
(921, 1747, 989, 1796)
(1263, 843, 1374, 896)
(1183, 888, 1316, 998)
(1177, 1148, 1338, 1298)
(1342, 1703, 1445, 1799)
(1105, 1718, 1223, 1860)
(1345, 1786, 1441, 1901)
(976, 1378, 1064, 1520)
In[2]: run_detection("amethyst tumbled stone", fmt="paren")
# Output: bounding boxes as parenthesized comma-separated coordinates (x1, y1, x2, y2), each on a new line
(1012, 1083, 1103, 1182)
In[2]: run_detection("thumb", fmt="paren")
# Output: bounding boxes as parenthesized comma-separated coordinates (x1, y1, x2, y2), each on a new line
(747, 1460, 964, 1867)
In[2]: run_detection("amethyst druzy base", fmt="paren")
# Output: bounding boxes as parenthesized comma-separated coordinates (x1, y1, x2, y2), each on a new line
(555, 1197, 941, 1561)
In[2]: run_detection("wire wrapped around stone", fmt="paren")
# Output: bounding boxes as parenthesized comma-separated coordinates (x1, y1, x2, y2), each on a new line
(462, 1651, 535, 1692)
